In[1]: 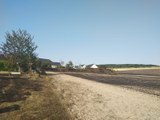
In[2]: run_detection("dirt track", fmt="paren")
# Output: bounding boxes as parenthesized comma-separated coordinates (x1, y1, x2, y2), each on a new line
(50, 73, 160, 120)
(66, 72, 160, 96)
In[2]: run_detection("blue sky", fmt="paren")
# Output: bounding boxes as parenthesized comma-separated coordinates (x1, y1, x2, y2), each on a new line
(0, 0, 160, 65)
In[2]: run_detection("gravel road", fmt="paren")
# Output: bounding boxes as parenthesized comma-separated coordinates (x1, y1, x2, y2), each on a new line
(50, 74, 160, 120)
(66, 72, 160, 96)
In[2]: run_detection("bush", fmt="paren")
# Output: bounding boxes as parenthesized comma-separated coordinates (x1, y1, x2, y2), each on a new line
(0, 60, 8, 71)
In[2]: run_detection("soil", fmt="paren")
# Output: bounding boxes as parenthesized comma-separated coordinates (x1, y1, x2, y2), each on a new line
(0, 75, 72, 120)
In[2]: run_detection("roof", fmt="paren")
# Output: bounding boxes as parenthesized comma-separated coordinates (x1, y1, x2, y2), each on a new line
(79, 64, 86, 67)
(86, 64, 94, 68)
(39, 58, 54, 65)
(39, 58, 61, 66)
(86, 64, 98, 68)
(52, 62, 61, 66)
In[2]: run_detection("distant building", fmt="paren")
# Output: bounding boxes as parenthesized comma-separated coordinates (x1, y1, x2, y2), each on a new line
(51, 62, 62, 68)
(86, 64, 98, 69)
(39, 58, 62, 68)
(73, 66, 79, 69)
(80, 64, 86, 69)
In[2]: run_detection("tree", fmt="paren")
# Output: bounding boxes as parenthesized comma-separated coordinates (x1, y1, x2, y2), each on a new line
(0, 60, 7, 71)
(66, 61, 74, 68)
(0, 29, 37, 72)
(60, 60, 65, 66)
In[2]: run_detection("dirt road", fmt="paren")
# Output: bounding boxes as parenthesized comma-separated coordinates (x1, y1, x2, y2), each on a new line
(50, 74, 160, 120)
(66, 72, 160, 96)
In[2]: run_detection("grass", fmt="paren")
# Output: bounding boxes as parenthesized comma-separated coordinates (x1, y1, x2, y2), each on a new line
(0, 74, 72, 120)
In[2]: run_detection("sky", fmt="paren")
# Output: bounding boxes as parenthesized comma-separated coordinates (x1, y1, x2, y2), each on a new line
(0, 0, 160, 65)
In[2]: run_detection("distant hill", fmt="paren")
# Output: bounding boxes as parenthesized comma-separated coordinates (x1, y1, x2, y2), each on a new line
(98, 64, 159, 68)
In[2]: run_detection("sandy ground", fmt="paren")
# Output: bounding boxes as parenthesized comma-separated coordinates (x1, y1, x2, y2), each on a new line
(50, 74, 160, 120)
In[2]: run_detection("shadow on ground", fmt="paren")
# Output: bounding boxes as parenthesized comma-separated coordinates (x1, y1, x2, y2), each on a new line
(0, 105, 20, 114)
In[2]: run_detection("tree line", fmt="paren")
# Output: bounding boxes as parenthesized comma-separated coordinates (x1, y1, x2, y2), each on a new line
(98, 64, 159, 68)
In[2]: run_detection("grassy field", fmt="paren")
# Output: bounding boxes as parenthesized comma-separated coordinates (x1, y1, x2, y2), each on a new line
(0, 74, 72, 120)
(116, 68, 160, 76)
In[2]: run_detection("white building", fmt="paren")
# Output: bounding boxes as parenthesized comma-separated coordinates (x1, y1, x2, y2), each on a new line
(86, 64, 98, 69)
(80, 65, 86, 69)
(90, 64, 98, 69)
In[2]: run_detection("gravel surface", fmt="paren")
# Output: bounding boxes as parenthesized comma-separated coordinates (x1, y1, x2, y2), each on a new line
(66, 72, 160, 96)
(50, 74, 160, 120)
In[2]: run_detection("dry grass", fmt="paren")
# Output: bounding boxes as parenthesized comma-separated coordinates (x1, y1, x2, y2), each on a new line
(0, 74, 72, 120)
(117, 68, 160, 76)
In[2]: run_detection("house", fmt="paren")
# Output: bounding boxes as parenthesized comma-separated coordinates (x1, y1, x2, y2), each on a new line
(86, 64, 98, 69)
(80, 64, 86, 69)
(73, 66, 79, 69)
(39, 58, 53, 66)
(51, 62, 62, 68)
(39, 58, 61, 68)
